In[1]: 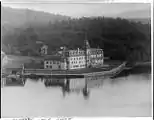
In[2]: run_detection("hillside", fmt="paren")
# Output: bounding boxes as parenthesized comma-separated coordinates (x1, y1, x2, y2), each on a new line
(1, 6, 70, 28)
(1, 7, 151, 62)
(128, 18, 150, 24)
(116, 7, 151, 24)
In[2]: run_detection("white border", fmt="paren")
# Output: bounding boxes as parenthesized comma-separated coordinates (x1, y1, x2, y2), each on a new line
(0, 117, 153, 120)
(150, 0, 153, 119)
(1, 0, 153, 120)
(1, 0, 152, 4)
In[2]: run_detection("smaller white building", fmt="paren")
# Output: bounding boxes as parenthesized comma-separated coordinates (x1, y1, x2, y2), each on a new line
(44, 55, 67, 70)
(41, 45, 48, 55)
(1, 51, 8, 67)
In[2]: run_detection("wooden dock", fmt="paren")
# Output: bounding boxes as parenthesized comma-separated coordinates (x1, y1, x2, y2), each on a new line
(1, 62, 126, 88)
(1, 62, 126, 79)
(22, 62, 126, 77)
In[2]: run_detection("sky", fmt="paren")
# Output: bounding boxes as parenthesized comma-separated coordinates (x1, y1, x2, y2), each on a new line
(2, 0, 151, 17)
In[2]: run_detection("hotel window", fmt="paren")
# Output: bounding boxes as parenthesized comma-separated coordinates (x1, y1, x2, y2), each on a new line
(46, 65, 49, 68)
(73, 52, 75, 55)
(70, 52, 72, 55)
(46, 61, 49, 64)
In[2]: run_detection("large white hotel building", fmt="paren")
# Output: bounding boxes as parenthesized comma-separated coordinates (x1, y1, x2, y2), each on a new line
(42, 39, 104, 70)
(63, 40, 104, 70)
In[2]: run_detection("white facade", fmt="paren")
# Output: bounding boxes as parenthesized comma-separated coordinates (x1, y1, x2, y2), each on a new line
(68, 55, 86, 69)
(44, 57, 67, 70)
(44, 60, 61, 69)
(41, 45, 48, 55)
(65, 49, 86, 69)
(64, 47, 104, 69)
(86, 48, 104, 67)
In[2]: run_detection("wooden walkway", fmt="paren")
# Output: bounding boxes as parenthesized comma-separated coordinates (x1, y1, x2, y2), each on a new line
(1, 62, 127, 82)
(22, 62, 126, 78)
(84, 62, 126, 77)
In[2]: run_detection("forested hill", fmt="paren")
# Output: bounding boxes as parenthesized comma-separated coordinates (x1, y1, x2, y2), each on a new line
(2, 7, 151, 62)
(1, 6, 70, 27)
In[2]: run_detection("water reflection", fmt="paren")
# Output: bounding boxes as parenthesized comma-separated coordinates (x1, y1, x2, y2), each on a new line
(1, 73, 151, 117)
(1, 74, 124, 99)
(37, 75, 115, 99)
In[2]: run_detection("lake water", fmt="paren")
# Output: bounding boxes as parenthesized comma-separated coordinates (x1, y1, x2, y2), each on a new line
(1, 74, 152, 117)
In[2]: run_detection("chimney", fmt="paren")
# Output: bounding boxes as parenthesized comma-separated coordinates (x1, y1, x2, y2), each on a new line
(78, 48, 79, 52)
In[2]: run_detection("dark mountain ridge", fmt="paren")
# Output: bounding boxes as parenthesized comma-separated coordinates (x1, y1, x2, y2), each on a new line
(1, 6, 151, 62)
